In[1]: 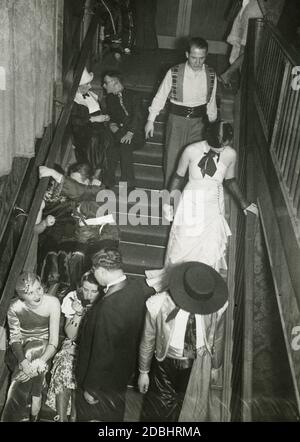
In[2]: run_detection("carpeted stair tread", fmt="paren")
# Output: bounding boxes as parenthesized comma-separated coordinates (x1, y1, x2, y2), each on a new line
(120, 224, 169, 246)
(133, 142, 163, 165)
(120, 241, 165, 274)
(115, 163, 164, 190)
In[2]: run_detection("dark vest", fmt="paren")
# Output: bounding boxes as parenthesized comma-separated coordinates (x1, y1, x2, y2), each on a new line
(169, 63, 215, 103)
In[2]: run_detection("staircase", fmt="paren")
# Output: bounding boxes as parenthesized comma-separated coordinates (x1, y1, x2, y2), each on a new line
(114, 83, 235, 279)
(114, 95, 170, 278)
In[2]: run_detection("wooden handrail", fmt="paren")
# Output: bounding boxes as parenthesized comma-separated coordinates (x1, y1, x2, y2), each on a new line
(0, 15, 99, 326)
(250, 18, 300, 223)
(243, 17, 300, 419)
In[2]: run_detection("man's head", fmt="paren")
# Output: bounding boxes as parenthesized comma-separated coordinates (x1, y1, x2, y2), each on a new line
(185, 37, 208, 71)
(103, 71, 123, 95)
(92, 248, 123, 286)
(78, 67, 94, 95)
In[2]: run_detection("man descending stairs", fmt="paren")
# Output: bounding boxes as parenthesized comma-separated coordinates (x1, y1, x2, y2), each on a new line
(114, 83, 235, 279)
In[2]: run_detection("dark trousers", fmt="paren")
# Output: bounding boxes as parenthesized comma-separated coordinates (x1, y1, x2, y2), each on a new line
(113, 141, 135, 187)
(140, 357, 192, 422)
(111, 127, 142, 187)
(164, 114, 206, 187)
(76, 388, 126, 422)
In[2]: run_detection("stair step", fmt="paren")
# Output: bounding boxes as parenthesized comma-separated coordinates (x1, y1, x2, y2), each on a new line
(151, 122, 165, 143)
(120, 224, 170, 246)
(120, 241, 165, 274)
(133, 142, 163, 166)
(105, 187, 164, 224)
(118, 187, 162, 216)
(116, 163, 164, 190)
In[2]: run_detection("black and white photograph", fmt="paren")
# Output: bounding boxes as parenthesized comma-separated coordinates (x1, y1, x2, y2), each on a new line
(0, 0, 299, 435)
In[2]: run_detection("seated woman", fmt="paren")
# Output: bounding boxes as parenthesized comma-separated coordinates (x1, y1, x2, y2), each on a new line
(146, 121, 258, 292)
(1, 273, 60, 422)
(46, 271, 101, 422)
(71, 67, 115, 187)
(37, 165, 119, 295)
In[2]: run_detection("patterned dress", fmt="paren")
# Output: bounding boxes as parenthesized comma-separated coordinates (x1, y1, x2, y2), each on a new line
(46, 291, 85, 414)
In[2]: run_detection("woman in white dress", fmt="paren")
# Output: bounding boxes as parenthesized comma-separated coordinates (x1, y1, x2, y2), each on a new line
(146, 121, 258, 292)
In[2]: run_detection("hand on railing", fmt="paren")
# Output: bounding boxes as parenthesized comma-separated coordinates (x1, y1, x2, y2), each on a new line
(39, 166, 63, 184)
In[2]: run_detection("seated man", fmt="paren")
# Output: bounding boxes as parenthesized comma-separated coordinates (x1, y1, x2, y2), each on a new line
(103, 70, 144, 191)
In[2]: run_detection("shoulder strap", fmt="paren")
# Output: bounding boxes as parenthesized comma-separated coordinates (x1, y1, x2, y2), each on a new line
(170, 63, 185, 101)
(205, 65, 216, 102)
(170, 64, 179, 99)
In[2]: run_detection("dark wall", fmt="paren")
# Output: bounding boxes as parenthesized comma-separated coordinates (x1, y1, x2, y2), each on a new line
(277, 0, 300, 46)
(190, 0, 233, 40)
(63, 0, 85, 76)
(156, 0, 180, 37)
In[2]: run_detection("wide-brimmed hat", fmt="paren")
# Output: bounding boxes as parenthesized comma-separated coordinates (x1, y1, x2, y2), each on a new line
(169, 262, 228, 314)
(79, 67, 94, 86)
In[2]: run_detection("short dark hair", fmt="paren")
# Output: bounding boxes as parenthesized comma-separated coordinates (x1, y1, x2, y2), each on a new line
(222, 122, 233, 144)
(68, 162, 92, 178)
(103, 70, 123, 84)
(81, 270, 99, 287)
(187, 37, 208, 53)
(204, 121, 234, 149)
(204, 122, 221, 149)
(92, 248, 122, 271)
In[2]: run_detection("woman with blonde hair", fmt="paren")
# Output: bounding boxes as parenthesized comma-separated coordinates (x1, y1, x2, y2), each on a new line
(1, 273, 60, 422)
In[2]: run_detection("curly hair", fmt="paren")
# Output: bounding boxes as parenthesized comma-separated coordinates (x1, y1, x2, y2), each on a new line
(92, 248, 122, 271)
(15, 272, 42, 299)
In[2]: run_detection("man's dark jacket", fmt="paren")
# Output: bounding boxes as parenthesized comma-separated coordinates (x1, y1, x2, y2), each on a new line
(105, 89, 144, 147)
(76, 278, 150, 397)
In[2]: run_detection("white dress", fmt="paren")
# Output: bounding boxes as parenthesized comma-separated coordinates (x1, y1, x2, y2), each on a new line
(146, 141, 232, 292)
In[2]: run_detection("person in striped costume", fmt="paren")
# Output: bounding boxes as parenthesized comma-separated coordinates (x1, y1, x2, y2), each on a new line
(145, 37, 217, 187)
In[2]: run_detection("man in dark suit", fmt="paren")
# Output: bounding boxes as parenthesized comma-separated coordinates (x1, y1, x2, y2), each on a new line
(75, 248, 151, 421)
(103, 71, 144, 191)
